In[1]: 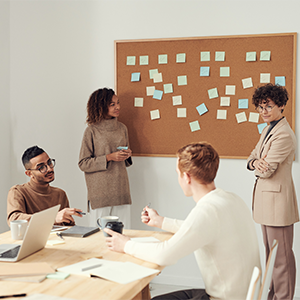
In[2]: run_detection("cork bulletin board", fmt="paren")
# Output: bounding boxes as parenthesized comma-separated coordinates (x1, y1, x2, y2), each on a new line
(115, 33, 296, 158)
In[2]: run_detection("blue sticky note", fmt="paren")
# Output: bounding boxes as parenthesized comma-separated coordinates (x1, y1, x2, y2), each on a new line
(257, 123, 268, 134)
(275, 76, 286, 86)
(153, 90, 163, 100)
(196, 103, 208, 116)
(238, 99, 249, 109)
(200, 67, 210, 77)
(131, 72, 140, 82)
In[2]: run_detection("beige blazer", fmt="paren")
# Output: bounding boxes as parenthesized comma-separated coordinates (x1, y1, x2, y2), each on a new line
(247, 117, 299, 226)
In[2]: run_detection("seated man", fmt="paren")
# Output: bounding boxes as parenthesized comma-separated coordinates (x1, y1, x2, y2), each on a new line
(105, 142, 261, 300)
(7, 145, 83, 226)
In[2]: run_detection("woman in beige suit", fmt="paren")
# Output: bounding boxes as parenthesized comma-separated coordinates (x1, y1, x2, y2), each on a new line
(247, 83, 299, 300)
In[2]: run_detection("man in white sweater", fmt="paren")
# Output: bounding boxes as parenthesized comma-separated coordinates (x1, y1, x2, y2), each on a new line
(105, 142, 261, 300)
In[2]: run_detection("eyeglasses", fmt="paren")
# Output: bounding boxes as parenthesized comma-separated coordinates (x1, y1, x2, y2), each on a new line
(27, 158, 56, 174)
(256, 105, 276, 113)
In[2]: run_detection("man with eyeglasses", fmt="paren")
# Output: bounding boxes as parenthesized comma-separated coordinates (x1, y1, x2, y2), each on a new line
(247, 83, 298, 300)
(7, 146, 83, 226)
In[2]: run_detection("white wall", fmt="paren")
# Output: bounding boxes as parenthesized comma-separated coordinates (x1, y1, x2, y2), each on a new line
(0, 1, 11, 232)
(2, 0, 300, 294)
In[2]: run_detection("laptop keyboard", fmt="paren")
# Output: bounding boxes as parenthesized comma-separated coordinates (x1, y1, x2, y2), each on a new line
(0, 245, 21, 258)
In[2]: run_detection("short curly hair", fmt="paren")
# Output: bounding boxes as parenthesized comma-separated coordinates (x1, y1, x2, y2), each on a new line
(252, 83, 289, 108)
(86, 88, 115, 125)
(22, 145, 45, 169)
(177, 142, 219, 184)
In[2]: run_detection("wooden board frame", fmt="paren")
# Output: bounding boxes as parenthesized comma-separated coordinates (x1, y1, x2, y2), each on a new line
(115, 33, 296, 158)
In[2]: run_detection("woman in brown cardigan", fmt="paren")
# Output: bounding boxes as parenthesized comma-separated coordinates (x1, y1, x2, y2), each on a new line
(78, 88, 132, 228)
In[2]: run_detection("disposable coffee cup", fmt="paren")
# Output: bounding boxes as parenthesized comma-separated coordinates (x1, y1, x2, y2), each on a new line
(105, 221, 124, 237)
(97, 216, 119, 237)
(10, 220, 28, 240)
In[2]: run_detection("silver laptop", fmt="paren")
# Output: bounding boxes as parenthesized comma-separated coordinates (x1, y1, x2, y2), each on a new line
(0, 204, 60, 262)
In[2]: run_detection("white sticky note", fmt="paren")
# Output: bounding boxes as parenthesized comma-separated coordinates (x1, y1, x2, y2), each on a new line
(260, 73, 271, 83)
(225, 85, 236, 95)
(126, 56, 136, 65)
(236, 112, 247, 123)
(149, 69, 159, 79)
(134, 97, 143, 107)
(177, 75, 187, 86)
(220, 97, 230, 107)
(215, 51, 225, 61)
(242, 77, 253, 89)
(177, 108, 187, 118)
(217, 110, 227, 120)
(246, 52, 256, 62)
(158, 54, 168, 64)
(146, 86, 155, 96)
(189, 120, 200, 132)
(163, 83, 173, 94)
(260, 51, 271, 61)
(176, 53, 186, 63)
(249, 112, 260, 123)
(150, 109, 160, 120)
(153, 73, 163, 83)
(200, 51, 210, 61)
(172, 95, 182, 106)
(139, 55, 149, 65)
(220, 67, 230, 77)
(208, 88, 218, 99)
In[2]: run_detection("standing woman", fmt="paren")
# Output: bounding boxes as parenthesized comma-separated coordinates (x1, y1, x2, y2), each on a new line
(79, 88, 132, 228)
(247, 83, 299, 300)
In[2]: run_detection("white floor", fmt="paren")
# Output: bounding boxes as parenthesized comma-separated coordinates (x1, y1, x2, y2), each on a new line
(149, 283, 300, 299)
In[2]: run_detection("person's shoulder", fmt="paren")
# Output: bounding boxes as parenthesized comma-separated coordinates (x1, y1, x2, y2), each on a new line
(9, 182, 28, 193)
(49, 185, 67, 196)
(117, 120, 128, 130)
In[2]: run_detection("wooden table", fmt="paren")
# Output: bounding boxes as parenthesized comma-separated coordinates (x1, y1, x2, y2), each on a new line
(0, 229, 172, 300)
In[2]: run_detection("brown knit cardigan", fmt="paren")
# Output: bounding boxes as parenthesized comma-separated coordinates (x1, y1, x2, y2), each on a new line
(78, 118, 132, 210)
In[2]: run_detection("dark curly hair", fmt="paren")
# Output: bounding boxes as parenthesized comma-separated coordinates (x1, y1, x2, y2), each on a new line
(252, 83, 288, 110)
(86, 88, 115, 124)
(22, 145, 45, 169)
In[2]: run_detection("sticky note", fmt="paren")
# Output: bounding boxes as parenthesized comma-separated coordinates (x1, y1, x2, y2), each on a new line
(153, 90, 163, 100)
(177, 75, 187, 86)
(246, 52, 256, 62)
(149, 69, 159, 79)
(220, 97, 230, 106)
(134, 97, 143, 107)
(158, 54, 168, 64)
(172, 95, 182, 106)
(275, 76, 286, 86)
(150, 109, 160, 120)
(220, 67, 230, 77)
(208, 88, 218, 99)
(238, 99, 249, 109)
(249, 112, 260, 123)
(242, 77, 253, 89)
(164, 83, 173, 94)
(215, 51, 225, 61)
(196, 103, 208, 116)
(200, 67, 210, 77)
(126, 56, 136, 65)
(176, 53, 186, 63)
(217, 110, 227, 120)
(260, 73, 271, 83)
(236, 112, 247, 123)
(200, 51, 210, 61)
(177, 108, 187, 118)
(131, 72, 140, 82)
(260, 51, 271, 61)
(146, 86, 155, 96)
(225, 85, 236, 95)
(139, 55, 149, 65)
(47, 272, 70, 280)
(258, 123, 268, 134)
(189, 121, 200, 132)
(153, 73, 163, 83)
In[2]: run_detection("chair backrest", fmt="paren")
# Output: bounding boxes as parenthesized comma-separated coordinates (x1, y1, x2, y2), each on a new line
(246, 266, 261, 300)
(258, 239, 278, 300)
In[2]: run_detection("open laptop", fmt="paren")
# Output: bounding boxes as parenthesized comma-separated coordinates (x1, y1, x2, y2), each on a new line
(0, 204, 60, 262)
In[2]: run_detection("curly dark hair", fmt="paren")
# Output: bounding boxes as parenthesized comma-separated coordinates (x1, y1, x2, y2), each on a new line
(86, 88, 115, 124)
(252, 83, 289, 108)
(22, 145, 45, 169)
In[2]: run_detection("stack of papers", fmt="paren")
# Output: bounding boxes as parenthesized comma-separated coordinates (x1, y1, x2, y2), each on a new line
(57, 258, 159, 284)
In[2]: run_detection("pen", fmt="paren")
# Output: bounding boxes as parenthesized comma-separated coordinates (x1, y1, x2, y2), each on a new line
(76, 211, 86, 215)
(56, 232, 64, 240)
(142, 202, 151, 215)
(0, 293, 27, 299)
(82, 264, 102, 272)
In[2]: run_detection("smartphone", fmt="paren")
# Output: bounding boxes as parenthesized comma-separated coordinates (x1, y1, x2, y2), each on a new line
(117, 146, 128, 150)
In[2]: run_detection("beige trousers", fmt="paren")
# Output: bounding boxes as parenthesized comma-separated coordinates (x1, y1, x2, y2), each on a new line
(261, 224, 296, 300)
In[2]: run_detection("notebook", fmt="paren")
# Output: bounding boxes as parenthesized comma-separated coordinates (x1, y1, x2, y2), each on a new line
(0, 205, 60, 262)
(61, 225, 99, 238)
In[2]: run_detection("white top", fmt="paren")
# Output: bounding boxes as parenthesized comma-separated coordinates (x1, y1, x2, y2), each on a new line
(125, 188, 261, 300)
